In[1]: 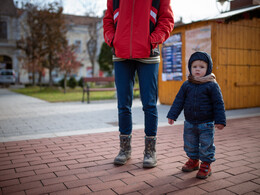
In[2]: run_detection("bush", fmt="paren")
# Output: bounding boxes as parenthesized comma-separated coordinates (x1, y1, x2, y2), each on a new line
(78, 77, 84, 88)
(59, 78, 66, 88)
(68, 77, 77, 89)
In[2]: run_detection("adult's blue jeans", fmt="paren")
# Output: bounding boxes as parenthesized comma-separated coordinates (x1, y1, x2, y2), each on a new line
(184, 121, 216, 163)
(114, 60, 159, 136)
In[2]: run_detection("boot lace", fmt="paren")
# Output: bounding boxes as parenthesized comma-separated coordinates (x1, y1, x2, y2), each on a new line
(144, 140, 154, 158)
(119, 136, 130, 154)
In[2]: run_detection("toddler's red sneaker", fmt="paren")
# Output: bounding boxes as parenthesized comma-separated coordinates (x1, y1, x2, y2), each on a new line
(182, 158, 199, 172)
(196, 162, 212, 179)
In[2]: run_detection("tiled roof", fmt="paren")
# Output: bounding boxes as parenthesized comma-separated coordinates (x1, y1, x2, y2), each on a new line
(64, 14, 102, 26)
(205, 4, 260, 21)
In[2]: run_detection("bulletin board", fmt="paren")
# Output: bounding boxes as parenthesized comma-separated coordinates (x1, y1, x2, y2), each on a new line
(162, 33, 182, 81)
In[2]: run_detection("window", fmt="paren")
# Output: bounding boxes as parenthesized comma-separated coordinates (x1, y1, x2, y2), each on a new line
(74, 40, 81, 53)
(0, 21, 7, 40)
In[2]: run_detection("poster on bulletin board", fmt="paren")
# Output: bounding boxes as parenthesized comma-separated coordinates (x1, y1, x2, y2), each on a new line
(162, 33, 182, 81)
(185, 26, 211, 78)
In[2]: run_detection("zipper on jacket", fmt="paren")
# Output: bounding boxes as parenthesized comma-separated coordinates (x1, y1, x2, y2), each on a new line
(130, 0, 135, 59)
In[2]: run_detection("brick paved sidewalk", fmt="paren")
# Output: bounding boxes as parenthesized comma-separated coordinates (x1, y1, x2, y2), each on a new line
(0, 116, 259, 195)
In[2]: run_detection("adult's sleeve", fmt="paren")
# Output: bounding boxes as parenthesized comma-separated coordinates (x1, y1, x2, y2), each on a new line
(150, 0, 174, 49)
(103, 0, 115, 47)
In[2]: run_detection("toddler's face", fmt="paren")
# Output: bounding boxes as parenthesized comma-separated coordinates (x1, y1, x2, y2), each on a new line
(191, 60, 208, 77)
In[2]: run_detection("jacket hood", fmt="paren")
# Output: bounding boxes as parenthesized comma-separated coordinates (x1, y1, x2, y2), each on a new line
(188, 51, 213, 76)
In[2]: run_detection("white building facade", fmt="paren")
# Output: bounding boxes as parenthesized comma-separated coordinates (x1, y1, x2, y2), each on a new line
(0, 0, 20, 81)
(0, 0, 104, 84)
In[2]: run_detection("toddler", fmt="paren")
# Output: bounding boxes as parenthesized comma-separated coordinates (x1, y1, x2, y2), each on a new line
(167, 51, 226, 179)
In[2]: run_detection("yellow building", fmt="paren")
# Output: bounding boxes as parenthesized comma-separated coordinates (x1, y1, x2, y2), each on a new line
(159, 5, 260, 110)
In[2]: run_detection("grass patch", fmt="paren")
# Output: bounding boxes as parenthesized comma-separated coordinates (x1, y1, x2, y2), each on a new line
(11, 86, 140, 102)
(11, 86, 116, 102)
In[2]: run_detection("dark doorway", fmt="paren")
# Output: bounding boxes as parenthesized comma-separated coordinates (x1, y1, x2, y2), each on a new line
(0, 55, 12, 69)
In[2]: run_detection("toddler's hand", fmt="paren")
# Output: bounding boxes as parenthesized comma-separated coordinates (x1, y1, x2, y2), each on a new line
(168, 118, 174, 125)
(215, 124, 224, 130)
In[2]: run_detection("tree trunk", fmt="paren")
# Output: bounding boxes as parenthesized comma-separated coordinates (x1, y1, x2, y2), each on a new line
(63, 74, 67, 94)
(49, 67, 53, 87)
(38, 71, 42, 88)
(32, 67, 36, 86)
(91, 59, 95, 77)
(48, 54, 53, 87)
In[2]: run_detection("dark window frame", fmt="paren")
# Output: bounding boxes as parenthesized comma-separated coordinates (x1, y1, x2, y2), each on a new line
(0, 21, 7, 40)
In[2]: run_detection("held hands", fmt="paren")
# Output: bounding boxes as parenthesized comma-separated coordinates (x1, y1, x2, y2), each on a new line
(168, 118, 174, 125)
(215, 124, 225, 130)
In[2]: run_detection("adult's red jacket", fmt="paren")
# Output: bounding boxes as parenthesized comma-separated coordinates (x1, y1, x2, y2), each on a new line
(103, 0, 174, 59)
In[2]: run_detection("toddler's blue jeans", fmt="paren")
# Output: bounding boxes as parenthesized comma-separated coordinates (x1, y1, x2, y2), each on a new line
(114, 60, 159, 136)
(184, 121, 216, 163)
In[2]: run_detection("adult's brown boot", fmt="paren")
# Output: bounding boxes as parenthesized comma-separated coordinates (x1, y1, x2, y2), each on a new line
(143, 136, 157, 168)
(114, 134, 132, 165)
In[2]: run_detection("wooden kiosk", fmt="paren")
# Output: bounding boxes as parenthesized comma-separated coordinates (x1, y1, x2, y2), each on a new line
(159, 5, 260, 109)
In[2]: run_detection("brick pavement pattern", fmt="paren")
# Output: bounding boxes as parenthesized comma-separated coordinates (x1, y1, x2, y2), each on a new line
(0, 116, 260, 195)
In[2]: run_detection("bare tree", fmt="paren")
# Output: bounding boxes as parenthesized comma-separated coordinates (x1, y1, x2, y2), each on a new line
(79, 0, 98, 17)
(79, 0, 102, 76)
(87, 22, 98, 76)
